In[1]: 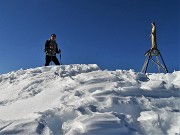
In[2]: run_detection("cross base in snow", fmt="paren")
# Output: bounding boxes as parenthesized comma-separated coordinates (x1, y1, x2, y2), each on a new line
(141, 49, 168, 73)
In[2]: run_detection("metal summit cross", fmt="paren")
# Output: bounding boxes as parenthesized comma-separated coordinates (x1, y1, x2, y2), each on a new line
(141, 22, 168, 74)
(141, 49, 168, 73)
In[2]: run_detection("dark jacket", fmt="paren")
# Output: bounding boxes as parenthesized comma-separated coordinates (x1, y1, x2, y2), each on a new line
(45, 40, 60, 56)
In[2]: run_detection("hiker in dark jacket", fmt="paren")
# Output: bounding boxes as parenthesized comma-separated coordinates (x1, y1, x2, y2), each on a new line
(44, 34, 61, 66)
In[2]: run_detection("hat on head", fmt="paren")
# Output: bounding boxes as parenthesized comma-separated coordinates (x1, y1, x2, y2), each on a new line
(51, 34, 56, 37)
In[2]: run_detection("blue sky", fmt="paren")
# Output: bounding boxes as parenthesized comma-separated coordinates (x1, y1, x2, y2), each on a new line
(0, 0, 179, 74)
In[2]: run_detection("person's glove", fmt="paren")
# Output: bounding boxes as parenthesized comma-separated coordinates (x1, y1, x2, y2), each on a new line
(57, 49, 61, 54)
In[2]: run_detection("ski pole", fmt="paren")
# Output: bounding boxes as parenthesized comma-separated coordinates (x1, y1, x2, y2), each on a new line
(59, 49, 62, 65)
(60, 53, 62, 65)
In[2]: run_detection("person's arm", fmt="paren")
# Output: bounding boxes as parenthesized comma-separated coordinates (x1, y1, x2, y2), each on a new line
(45, 40, 49, 53)
(56, 44, 61, 54)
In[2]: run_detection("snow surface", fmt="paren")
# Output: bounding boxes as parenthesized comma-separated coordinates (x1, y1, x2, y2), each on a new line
(0, 64, 179, 135)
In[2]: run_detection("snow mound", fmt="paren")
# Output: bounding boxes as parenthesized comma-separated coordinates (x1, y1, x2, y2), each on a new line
(0, 64, 179, 135)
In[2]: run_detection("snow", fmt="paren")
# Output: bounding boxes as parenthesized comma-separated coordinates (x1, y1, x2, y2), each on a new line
(0, 64, 179, 135)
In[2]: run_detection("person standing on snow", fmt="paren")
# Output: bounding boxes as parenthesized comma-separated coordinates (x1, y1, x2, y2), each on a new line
(44, 34, 61, 66)
(150, 22, 158, 50)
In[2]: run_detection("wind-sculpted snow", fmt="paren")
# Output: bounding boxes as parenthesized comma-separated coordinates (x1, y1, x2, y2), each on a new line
(0, 64, 179, 135)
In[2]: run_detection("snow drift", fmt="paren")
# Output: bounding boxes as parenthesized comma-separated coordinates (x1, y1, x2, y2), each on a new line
(0, 64, 179, 135)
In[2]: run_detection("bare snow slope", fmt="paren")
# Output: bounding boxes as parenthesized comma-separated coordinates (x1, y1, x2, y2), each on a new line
(0, 64, 179, 135)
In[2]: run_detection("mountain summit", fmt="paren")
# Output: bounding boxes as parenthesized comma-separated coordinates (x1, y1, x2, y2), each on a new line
(0, 64, 179, 135)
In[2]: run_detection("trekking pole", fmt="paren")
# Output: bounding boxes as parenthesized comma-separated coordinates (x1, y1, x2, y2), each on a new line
(59, 52, 62, 65)
(58, 49, 62, 65)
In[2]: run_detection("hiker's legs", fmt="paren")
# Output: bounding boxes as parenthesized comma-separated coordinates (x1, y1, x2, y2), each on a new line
(45, 55, 51, 66)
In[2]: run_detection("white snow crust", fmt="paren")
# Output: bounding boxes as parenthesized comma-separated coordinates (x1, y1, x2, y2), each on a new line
(0, 64, 179, 135)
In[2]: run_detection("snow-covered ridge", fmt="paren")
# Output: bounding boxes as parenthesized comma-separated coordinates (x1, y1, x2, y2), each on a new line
(0, 64, 179, 135)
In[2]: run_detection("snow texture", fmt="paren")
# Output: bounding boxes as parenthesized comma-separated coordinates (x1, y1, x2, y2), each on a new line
(0, 64, 179, 135)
